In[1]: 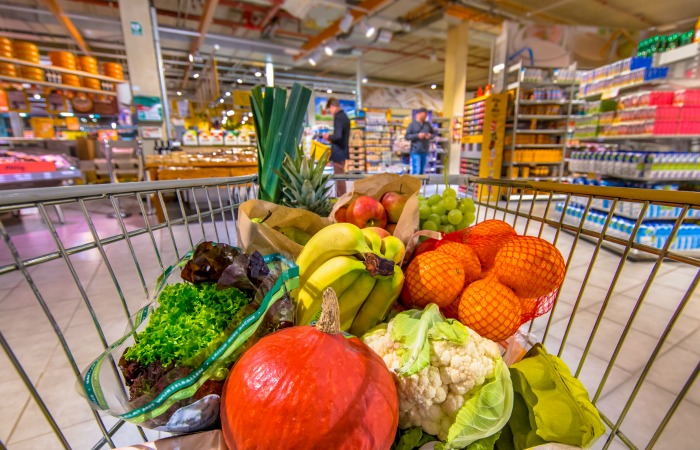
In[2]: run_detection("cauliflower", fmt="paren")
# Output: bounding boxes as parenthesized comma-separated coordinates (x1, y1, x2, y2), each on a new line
(362, 304, 512, 449)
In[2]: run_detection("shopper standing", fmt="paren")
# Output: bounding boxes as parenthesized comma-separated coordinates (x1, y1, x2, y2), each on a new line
(405, 107, 434, 175)
(323, 98, 350, 196)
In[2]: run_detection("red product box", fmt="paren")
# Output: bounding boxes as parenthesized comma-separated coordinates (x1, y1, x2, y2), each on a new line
(649, 91, 674, 106)
(0, 161, 57, 174)
(675, 89, 700, 106)
(652, 121, 678, 135)
(654, 106, 680, 121)
(679, 107, 700, 122)
(678, 122, 700, 135)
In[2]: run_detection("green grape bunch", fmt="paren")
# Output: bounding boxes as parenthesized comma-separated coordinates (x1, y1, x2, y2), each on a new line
(417, 187, 476, 236)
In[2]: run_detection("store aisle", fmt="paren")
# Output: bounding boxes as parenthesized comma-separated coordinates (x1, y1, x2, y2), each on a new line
(0, 203, 698, 449)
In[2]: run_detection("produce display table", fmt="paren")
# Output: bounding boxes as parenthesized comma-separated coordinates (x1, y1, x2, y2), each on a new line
(145, 154, 257, 222)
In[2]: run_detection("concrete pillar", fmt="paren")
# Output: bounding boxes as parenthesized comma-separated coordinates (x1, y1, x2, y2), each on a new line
(118, 0, 166, 153)
(443, 21, 469, 174)
(356, 57, 363, 110)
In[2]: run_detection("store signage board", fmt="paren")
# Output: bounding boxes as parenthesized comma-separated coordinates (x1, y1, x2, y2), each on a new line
(315, 97, 357, 121)
(66, 116, 80, 131)
(175, 100, 190, 118)
(478, 93, 508, 202)
(7, 90, 29, 113)
(141, 126, 163, 139)
(134, 96, 163, 122)
(130, 21, 143, 36)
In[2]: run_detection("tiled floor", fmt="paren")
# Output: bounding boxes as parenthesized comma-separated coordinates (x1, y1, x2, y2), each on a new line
(0, 194, 698, 449)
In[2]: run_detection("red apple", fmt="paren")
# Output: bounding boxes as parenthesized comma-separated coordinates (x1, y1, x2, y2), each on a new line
(346, 196, 388, 228)
(381, 191, 410, 223)
(365, 226, 391, 238)
(335, 206, 348, 223)
(385, 223, 397, 235)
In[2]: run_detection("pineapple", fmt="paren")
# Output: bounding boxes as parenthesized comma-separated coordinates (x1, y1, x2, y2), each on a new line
(276, 147, 333, 216)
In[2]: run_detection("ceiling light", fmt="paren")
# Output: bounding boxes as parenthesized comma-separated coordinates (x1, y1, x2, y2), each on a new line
(33, 94, 41, 100)
(324, 40, 338, 56)
(176, 91, 182, 96)
(227, 110, 234, 116)
(188, 53, 194, 62)
(308, 56, 317, 66)
(431, 84, 437, 89)
(19, 113, 27, 117)
(362, 77, 368, 84)
(214, 44, 220, 50)
(219, 98, 224, 103)
(225, 91, 231, 96)
(254, 71, 262, 77)
(339, 11, 354, 33)
(237, 78, 243, 84)
(327, 89, 333, 94)
(193, 73, 200, 79)
(365, 23, 376, 39)
(492, 63, 505, 73)
(352, 90, 356, 94)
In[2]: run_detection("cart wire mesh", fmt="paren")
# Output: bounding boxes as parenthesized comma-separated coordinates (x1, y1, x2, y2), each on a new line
(0, 174, 698, 450)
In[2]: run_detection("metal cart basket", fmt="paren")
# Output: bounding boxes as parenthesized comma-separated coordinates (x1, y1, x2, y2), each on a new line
(0, 175, 698, 450)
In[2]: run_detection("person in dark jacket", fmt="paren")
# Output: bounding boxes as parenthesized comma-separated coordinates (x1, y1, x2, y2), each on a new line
(323, 98, 350, 196)
(405, 107, 434, 175)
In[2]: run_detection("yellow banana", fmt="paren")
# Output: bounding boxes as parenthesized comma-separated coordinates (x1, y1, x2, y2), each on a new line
(361, 228, 383, 253)
(339, 273, 378, 331)
(295, 255, 366, 326)
(350, 266, 405, 337)
(296, 223, 373, 286)
(381, 236, 406, 265)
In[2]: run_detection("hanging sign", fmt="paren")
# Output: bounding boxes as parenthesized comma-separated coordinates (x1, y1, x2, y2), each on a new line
(134, 96, 163, 122)
(7, 90, 29, 113)
(478, 93, 508, 202)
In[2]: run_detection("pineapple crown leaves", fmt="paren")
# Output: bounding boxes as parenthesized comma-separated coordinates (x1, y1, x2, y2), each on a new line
(275, 146, 333, 216)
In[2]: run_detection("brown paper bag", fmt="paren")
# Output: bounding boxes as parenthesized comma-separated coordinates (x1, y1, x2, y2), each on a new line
(238, 200, 331, 258)
(329, 173, 422, 247)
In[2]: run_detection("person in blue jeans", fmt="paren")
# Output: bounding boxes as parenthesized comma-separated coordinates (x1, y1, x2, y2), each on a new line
(405, 107, 434, 175)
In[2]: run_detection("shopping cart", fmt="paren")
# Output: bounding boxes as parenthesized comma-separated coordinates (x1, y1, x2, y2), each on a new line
(0, 175, 698, 450)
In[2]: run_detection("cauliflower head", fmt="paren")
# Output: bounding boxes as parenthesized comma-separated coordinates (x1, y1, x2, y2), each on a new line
(362, 305, 502, 441)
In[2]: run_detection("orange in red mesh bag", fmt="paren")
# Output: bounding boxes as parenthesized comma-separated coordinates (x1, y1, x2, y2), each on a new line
(493, 235, 566, 299)
(434, 241, 481, 284)
(463, 220, 517, 270)
(401, 251, 465, 309)
(457, 278, 522, 342)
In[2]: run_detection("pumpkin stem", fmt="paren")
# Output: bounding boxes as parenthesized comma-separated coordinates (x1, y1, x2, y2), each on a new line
(317, 288, 341, 335)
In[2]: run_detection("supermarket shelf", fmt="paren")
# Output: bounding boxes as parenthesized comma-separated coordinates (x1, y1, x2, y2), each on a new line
(582, 134, 700, 142)
(462, 135, 483, 144)
(0, 75, 117, 96)
(564, 169, 700, 183)
(518, 99, 573, 105)
(512, 161, 563, 166)
(569, 201, 698, 221)
(655, 42, 700, 66)
(0, 169, 82, 186)
(513, 144, 565, 149)
(461, 149, 482, 159)
(511, 115, 568, 121)
(583, 78, 671, 100)
(560, 220, 700, 261)
(0, 56, 126, 83)
(508, 81, 578, 90)
(513, 129, 567, 135)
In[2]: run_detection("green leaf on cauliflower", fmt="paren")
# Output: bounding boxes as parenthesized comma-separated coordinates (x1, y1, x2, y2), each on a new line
(392, 304, 465, 376)
(445, 359, 513, 449)
(392, 427, 438, 450)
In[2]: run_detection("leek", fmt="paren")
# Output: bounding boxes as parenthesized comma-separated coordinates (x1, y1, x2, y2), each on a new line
(250, 83, 312, 203)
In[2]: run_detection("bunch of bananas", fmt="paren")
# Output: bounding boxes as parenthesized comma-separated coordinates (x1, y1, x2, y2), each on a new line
(295, 223, 405, 336)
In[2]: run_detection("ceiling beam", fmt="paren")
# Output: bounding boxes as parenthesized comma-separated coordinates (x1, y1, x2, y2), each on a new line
(41, 0, 91, 55)
(444, 4, 503, 26)
(180, 0, 220, 89)
(294, 0, 389, 61)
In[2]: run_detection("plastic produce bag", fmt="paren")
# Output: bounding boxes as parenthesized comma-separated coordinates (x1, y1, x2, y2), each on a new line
(115, 430, 228, 450)
(80, 242, 298, 432)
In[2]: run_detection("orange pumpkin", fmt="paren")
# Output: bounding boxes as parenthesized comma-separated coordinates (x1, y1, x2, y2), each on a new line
(221, 289, 398, 450)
